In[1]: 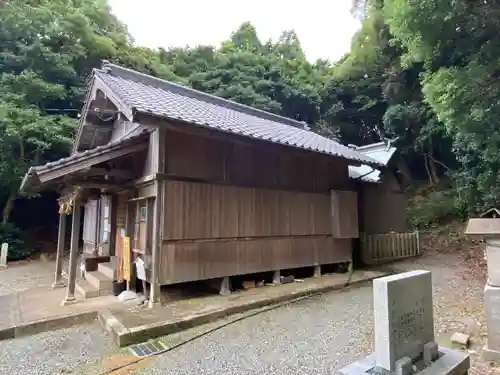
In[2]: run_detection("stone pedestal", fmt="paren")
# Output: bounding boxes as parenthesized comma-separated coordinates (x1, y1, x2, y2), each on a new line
(339, 270, 470, 375)
(483, 284, 500, 361)
(485, 239, 500, 286)
(465, 215, 500, 362)
(338, 347, 470, 375)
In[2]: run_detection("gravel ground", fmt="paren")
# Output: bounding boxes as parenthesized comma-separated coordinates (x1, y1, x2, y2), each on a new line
(0, 321, 114, 375)
(0, 259, 57, 296)
(132, 285, 374, 375)
(129, 250, 492, 375)
(0, 247, 492, 375)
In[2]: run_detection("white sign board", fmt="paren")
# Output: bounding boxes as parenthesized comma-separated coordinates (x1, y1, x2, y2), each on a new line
(0, 243, 8, 268)
(373, 270, 435, 371)
(135, 257, 146, 281)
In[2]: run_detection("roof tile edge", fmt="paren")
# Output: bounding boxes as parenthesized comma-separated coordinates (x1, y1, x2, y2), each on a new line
(100, 61, 309, 129)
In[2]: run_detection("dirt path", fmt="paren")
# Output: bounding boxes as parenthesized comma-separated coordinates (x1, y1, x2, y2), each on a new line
(0, 259, 56, 296)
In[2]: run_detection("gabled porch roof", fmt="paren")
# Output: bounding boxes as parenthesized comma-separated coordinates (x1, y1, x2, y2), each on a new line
(20, 129, 149, 194)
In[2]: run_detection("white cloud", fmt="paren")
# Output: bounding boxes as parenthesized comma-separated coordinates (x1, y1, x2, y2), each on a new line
(108, 0, 360, 63)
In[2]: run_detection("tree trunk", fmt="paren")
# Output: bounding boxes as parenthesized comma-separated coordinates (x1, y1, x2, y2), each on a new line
(396, 157, 413, 185)
(428, 155, 440, 185)
(423, 154, 434, 186)
(2, 193, 15, 226)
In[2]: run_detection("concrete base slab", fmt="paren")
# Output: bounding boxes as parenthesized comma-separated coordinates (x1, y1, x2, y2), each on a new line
(0, 285, 120, 342)
(482, 342, 500, 362)
(99, 269, 391, 347)
(338, 347, 470, 375)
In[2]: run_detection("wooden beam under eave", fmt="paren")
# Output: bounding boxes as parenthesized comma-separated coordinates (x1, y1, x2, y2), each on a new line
(38, 141, 148, 184)
(81, 167, 134, 180)
(69, 181, 134, 191)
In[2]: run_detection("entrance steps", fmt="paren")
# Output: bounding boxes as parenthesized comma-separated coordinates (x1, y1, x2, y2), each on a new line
(76, 257, 117, 299)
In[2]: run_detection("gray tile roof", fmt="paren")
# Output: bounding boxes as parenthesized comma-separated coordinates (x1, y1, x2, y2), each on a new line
(94, 63, 382, 166)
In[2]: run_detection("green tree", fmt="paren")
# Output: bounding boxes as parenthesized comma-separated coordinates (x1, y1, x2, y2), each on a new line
(330, 0, 455, 185)
(384, 0, 500, 211)
(0, 0, 131, 224)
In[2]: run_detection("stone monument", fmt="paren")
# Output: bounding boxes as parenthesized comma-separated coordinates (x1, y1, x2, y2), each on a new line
(465, 208, 500, 361)
(339, 270, 470, 375)
(0, 243, 8, 268)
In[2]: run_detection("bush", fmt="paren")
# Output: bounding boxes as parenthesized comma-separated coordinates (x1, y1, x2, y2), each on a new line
(0, 224, 33, 261)
(407, 187, 467, 229)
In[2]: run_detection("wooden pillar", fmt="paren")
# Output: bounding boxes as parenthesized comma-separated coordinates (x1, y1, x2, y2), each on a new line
(109, 195, 117, 257)
(148, 127, 165, 308)
(125, 198, 136, 291)
(52, 212, 66, 288)
(62, 200, 82, 305)
(149, 182, 163, 307)
(95, 197, 101, 255)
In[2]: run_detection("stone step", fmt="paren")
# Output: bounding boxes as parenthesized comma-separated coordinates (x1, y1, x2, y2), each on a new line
(76, 278, 114, 299)
(86, 271, 113, 290)
(98, 262, 116, 280)
(76, 279, 99, 299)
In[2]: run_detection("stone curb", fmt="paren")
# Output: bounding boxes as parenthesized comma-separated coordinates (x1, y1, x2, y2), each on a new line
(0, 311, 98, 341)
(101, 271, 392, 347)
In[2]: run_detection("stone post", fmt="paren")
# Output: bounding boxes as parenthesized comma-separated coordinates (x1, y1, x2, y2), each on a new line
(272, 270, 281, 285)
(313, 265, 321, 278)
(0, 243, 8, 268)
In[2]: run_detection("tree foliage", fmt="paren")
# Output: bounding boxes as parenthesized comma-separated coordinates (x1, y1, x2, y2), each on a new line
(1, 0, 499, 245)
(382, 0, 500, 211)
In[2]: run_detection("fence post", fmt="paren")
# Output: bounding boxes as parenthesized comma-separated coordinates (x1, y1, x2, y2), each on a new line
(416, 230, 420, 255)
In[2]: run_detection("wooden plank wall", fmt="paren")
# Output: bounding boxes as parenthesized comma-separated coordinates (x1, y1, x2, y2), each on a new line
(164, 181, 332, 239)
(164, 129, 349, 192)
(330, 190, 359, 238)
(158, 129, 355, 285)
(360, 183, 408, 234)
(161, 237, 352, 284)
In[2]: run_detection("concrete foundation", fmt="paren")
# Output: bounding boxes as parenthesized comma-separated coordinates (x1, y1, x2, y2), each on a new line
(313, 265, 321, 278)
(338, 346, 470, 375)
(219, 276, 231, 296)
(272, 270, 281, 285)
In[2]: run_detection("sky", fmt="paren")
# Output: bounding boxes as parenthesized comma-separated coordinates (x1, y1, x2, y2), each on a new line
(107, 0, 361, 63)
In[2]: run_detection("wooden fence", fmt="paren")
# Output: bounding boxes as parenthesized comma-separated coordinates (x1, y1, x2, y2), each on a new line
(360, 231, 420, 265)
